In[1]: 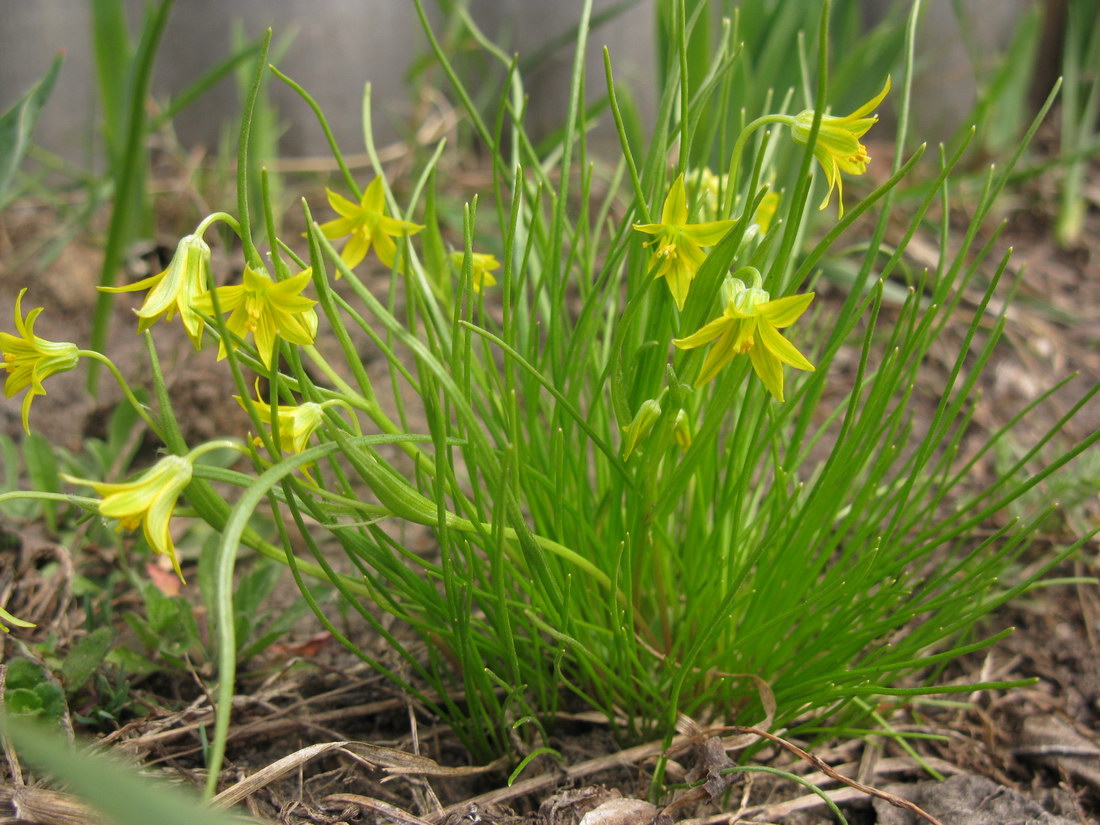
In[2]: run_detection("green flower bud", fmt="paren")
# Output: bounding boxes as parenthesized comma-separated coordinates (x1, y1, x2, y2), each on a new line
(622, 399, 662, 460)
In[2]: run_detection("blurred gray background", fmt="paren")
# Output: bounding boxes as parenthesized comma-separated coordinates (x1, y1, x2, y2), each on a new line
(0, 0, 1046, 165)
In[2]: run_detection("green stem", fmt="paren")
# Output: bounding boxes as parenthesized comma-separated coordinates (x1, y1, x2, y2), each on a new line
(723, 114, 793, 217)
(319, 399, 363, 436)
(194, 211, 242, 239)
(184, 439, 246, 463)
(301, 345, 436, 473)
(269, 65, 360, 198)
(0, 491, 99, 508)
(77, 350, 161, 436)
(236, 29, 272, 271)
(301, 344, 373, 407)
(240, 526, 373, 598)
(449, 515, 611, 590)
(604, 48, 651, 224)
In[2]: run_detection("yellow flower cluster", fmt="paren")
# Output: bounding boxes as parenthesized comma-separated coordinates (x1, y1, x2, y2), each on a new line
(99, 234, 212, 348)
(320, 177, 425, 271)
(192, 266, 318, 369)
(625, 79, 888, 409)
(631, 176, 814, 404)
(3, 73, 889, 586)
(0, 174, 471, 596)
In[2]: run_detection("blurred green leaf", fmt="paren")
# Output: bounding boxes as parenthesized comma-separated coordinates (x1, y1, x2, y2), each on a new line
(5, 657, 44, 690)
(61, 627, 116, 693)
(106, 393, 147, 465)
(91, 0, 132, 164)
(23, 432, 60, 531)
(0, 435, 35, 520)
(141, 584, 201, 658)
(107, 646, 162, 677)
(3, 659, 65, 724)
(0, 52, 63, 207)
(2, 715, 250, 825)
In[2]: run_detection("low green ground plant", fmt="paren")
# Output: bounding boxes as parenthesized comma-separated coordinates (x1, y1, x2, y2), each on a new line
(2, 0, 1096, 809)
(0, 396, 312, 728)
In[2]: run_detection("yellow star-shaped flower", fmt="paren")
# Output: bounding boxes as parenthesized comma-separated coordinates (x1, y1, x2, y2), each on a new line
(319, 177, 425, 271)
(99, 234, 211, 347)
(633, 174, 736, 310)
(0, 289, 79, 433)
(789, 77, 890, 217)
(63, 455, 194, 580)
(673, 270, 814, 401)
(193, 266, 318, 369)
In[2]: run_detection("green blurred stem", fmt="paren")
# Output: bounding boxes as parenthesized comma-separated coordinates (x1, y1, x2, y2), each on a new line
(77, 349, 161, 436)
(189, 464, 608, 592)
(453, 517, 612, 590)
(642, 467, 672, 649)
(183, 486, 374, 600)
(236, 29, 272, 271)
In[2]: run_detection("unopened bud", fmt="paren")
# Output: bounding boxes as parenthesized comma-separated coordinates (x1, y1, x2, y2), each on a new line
(622, 399, 662, 460)
(673, 409, 691, 449)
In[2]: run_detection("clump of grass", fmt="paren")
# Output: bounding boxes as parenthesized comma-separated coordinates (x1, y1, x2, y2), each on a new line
(2, 0, 1096, 803)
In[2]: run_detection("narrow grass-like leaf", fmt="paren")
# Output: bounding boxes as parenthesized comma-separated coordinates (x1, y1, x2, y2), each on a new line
(0, 53, 63, 206)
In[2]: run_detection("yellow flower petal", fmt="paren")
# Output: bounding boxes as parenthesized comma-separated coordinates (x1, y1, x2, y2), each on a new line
(749, 338, 785, 401)
(673, 315, 729, 350)
(758, 292, 815, 328)
(757, 318, 815, 371)
(236, 387, 324, 457)
(362, 176, 386, 213)
(696, 325, 744, 386)
(64, 455, 193, 581)
(846, 76, 892, 121)
(661, 174, 689, 226)
(341, 232, 370, 270)
(319, 216, 357, 240)
(326, 188, 361, 218)
(374, 232, 398, 269)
